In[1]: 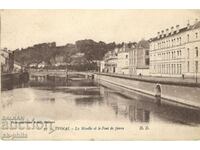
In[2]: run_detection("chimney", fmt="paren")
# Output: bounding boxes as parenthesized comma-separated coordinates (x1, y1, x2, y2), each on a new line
(157, 32, 160, 39)
(161, 30, 164, 37)
(187, 20, 190, 29)
(171, 26, 174, 34)
(176, 25, 180, 33)
(166, 28, 169, 36)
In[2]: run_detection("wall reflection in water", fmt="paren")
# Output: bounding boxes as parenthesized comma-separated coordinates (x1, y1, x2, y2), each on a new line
(109, 103, 150, 123)
(73, 85, 150, 123)
(2, 78, 200, 126)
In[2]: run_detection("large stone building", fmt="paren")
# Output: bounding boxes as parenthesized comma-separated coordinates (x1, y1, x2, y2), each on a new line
(103, 49, 118, 73)
(129, 40, 150, 76)
(1, 48, 22, 73)
(116, 44, 130, 74)
(1, 48, 14, 73)
(149, 19, 200, 78)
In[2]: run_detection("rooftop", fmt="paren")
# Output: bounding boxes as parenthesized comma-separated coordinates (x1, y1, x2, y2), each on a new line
(150, 20, 200, 42)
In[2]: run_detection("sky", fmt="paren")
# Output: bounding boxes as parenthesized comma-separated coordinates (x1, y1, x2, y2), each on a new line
(1, 9, 200, 50)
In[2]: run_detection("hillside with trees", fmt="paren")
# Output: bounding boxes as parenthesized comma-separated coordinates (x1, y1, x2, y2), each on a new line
(13, 39, 116, 71)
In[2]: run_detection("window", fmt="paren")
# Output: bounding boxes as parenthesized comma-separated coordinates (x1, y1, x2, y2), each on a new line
(174, 64, 176, 74)
(195, 61, 198, 72)
(177, 38, 179, 46)
(177, 64, 179, 74)
(145, 58, 149, 66)
(195, 47, 198, 57)
(126, 55, 128, 59)
(174, 38, 176, 46)
(174, 51, 176, 58)
(187, 34, 190, 42)
(187, 48, 190, 58)
(196, 32, 198, 39)
(187, 61, 190, 72)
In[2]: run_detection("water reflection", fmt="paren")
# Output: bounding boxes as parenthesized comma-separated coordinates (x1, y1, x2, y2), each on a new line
(103, 85, 200, 125)
(129, 106, 150, 122)
(30, 74, 97, 87)
(1, 78, 200, 126)
(102, 88, 150, 123)
(75, 97, 103, 106)
(109, 103, 150, 122)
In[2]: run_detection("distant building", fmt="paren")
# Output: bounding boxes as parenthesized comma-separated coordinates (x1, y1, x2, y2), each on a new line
(1, 48, 22, 73)
(71, 53, 86, 65)
(29, 63, 38, 68)
(1, 48, 14, 73)
(129, 40, 150, 76)
(104, 50, 118, 73)
(149, 19, 200, 77)
(37, 61, 46, 68)
(33, 42, 56, 48)
(1, 48, 9, 70)
(71, 52, 85, 58)
(100, 61, 105, 72)
(55, 55, 65, 63)
(50, 54, 67, 67)
(116, 44, 130, 74)
(13, 61, 22, 72)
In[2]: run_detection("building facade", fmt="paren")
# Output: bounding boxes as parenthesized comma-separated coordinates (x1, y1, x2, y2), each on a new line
(149, 19, 200, 78)
(1, 48, 14, 73)
(129, 40, 150, 76)
(1, 48, 22, 73)
(116, 44, 130, 74)
(100, 61, 105, 72)
(104, 50, 118, 73)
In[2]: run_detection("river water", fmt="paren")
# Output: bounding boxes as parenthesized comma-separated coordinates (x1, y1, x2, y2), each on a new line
(1, 78, 200, 128)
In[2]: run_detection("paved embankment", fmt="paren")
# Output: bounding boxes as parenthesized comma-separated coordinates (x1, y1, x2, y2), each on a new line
(95, 73, 200, 109)
(98, 73, 200, 87)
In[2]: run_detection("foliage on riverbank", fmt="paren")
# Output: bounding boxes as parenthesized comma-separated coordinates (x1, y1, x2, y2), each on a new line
(13, 39, 117, 71)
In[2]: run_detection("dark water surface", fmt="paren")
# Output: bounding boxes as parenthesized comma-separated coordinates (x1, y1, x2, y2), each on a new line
(1, 79, 200, 127)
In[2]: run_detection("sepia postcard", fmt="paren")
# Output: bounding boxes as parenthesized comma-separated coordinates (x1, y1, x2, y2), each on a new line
(0, 9, 200, 140)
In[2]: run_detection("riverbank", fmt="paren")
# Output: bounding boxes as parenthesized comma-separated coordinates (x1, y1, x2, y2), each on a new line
(98, 73, 200, 87)
(95, 73, 200, 109)
(1, 72, 29, 91)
